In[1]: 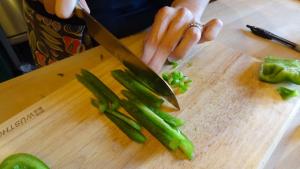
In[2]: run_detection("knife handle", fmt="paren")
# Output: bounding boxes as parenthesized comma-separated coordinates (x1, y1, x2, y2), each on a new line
(74, 0, 88, 19)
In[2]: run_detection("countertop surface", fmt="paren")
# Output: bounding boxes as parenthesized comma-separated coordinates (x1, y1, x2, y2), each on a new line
(1, 0, 300, 168)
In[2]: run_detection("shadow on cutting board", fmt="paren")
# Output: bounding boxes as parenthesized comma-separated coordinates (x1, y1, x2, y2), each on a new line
(236, 58, 282, 102)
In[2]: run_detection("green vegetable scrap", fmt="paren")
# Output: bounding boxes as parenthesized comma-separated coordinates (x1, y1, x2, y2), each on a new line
(166, 60, 179, 69)
(277, 86, 299, 100)
(162, 71, 192, 93)
(0, 153, 50, 169)
(169, 60, 179, 69)
(259, 56, 300, 84)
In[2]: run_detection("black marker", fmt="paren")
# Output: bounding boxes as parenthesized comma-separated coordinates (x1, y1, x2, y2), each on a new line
(246, 25, 300, 52)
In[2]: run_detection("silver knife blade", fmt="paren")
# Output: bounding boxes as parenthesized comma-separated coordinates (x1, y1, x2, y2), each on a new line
(75, 8, 179, 109)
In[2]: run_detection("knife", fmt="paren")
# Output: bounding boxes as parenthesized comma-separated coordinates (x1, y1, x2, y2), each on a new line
(74, 8, 179, 109)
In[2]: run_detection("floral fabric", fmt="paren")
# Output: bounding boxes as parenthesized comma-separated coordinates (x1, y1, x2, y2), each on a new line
(23, 0, 93, 67)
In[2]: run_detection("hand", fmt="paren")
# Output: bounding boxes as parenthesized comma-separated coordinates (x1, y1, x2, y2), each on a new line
(141, 6, 223, 72)
(39, 0, 90, 18)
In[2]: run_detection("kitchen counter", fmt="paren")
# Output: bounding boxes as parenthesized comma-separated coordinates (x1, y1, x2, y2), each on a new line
(1, 0, 300, 168)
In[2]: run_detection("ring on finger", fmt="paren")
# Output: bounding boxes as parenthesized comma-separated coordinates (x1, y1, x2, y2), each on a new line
(187, 22, 204, 31)
(186, 22, 204, 44)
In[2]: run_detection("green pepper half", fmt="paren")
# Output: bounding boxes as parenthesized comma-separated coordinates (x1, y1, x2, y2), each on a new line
(0, 153, 50, 169)
(259, 57, 300, 84)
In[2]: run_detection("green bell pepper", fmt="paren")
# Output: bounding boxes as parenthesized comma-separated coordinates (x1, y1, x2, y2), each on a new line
(0, 153, 49, 169)
(260, 57, 300, 84)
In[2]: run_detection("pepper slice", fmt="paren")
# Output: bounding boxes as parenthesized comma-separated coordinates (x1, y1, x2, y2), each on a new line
(277, 86, 299, 100)
(0, 153, 50, 169)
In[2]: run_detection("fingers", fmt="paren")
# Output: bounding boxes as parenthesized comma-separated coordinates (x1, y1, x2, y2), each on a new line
(42, 0, 90, 18)
(43, 0, 55, 15)
(141, 7, 223, 72)
(141, 7, 175, 64)
(55, 0, 77, 18)
(148, 7, 194, 72)
(170, 27, 202, 60)
(170, 18, 223, 61)
(199, 18, 223, 43)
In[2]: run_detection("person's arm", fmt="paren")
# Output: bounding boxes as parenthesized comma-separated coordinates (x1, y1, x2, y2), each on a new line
(141, 0, 223, 72)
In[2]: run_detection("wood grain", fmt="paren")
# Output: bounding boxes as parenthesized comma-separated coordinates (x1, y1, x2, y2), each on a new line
(0, 42, 299, 169)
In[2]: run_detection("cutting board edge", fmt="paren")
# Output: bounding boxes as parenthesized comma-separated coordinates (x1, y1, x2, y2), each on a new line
(258, 101, 300, 169)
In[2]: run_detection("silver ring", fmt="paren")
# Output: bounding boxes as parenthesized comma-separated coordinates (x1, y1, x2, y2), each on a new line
(187, 22, 204, 44)
(187, 22, 204, 30)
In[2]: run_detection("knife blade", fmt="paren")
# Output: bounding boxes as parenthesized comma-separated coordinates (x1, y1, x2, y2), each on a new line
(74, 8, 179, 109)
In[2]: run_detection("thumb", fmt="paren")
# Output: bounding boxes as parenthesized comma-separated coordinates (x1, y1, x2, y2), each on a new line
(78, 0, 90, 13)
(55, 0, 78, 19)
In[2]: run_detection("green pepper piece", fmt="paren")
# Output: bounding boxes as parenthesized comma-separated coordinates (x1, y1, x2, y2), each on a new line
(108, 110, 142, 132)
(178, 131, 195, 160)
(91, 99, 145, 143)
(168, 77, 174, 86)
(184, 77, 192, 84)
(169, 60, 179, 69)
(112, 70, 164, 108)
(91, 98, 108, 113)
(76, 75, 107, 103)
(172, 71, 181, 80)
(277, 86, 299, 100)
(0, 153, 50, 169)
(179, 86, 187, 93)
(161, 71, 192, 94)
(78, 71, 145, 143)
(174, 79, 180, 86)
(92, 98, 142, 132)
(178, 71, 184, 80)
(259, 56, 300, 84)
(162, 73, 169, 81)
(105, 112, 147, 143)
(80, 69, 120, 109)
(151, 108, 185, 128)
(122, 90, 184, 128)
(121, 99, 181, 150)
(121, 97, 194, 159)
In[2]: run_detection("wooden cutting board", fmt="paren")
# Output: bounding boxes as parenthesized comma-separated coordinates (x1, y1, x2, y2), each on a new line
(0, 42, 299, 169)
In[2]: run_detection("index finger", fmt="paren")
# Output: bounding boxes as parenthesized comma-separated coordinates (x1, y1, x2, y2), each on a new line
(148, 8, 193, 72)
(141, 7, 175, 64)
